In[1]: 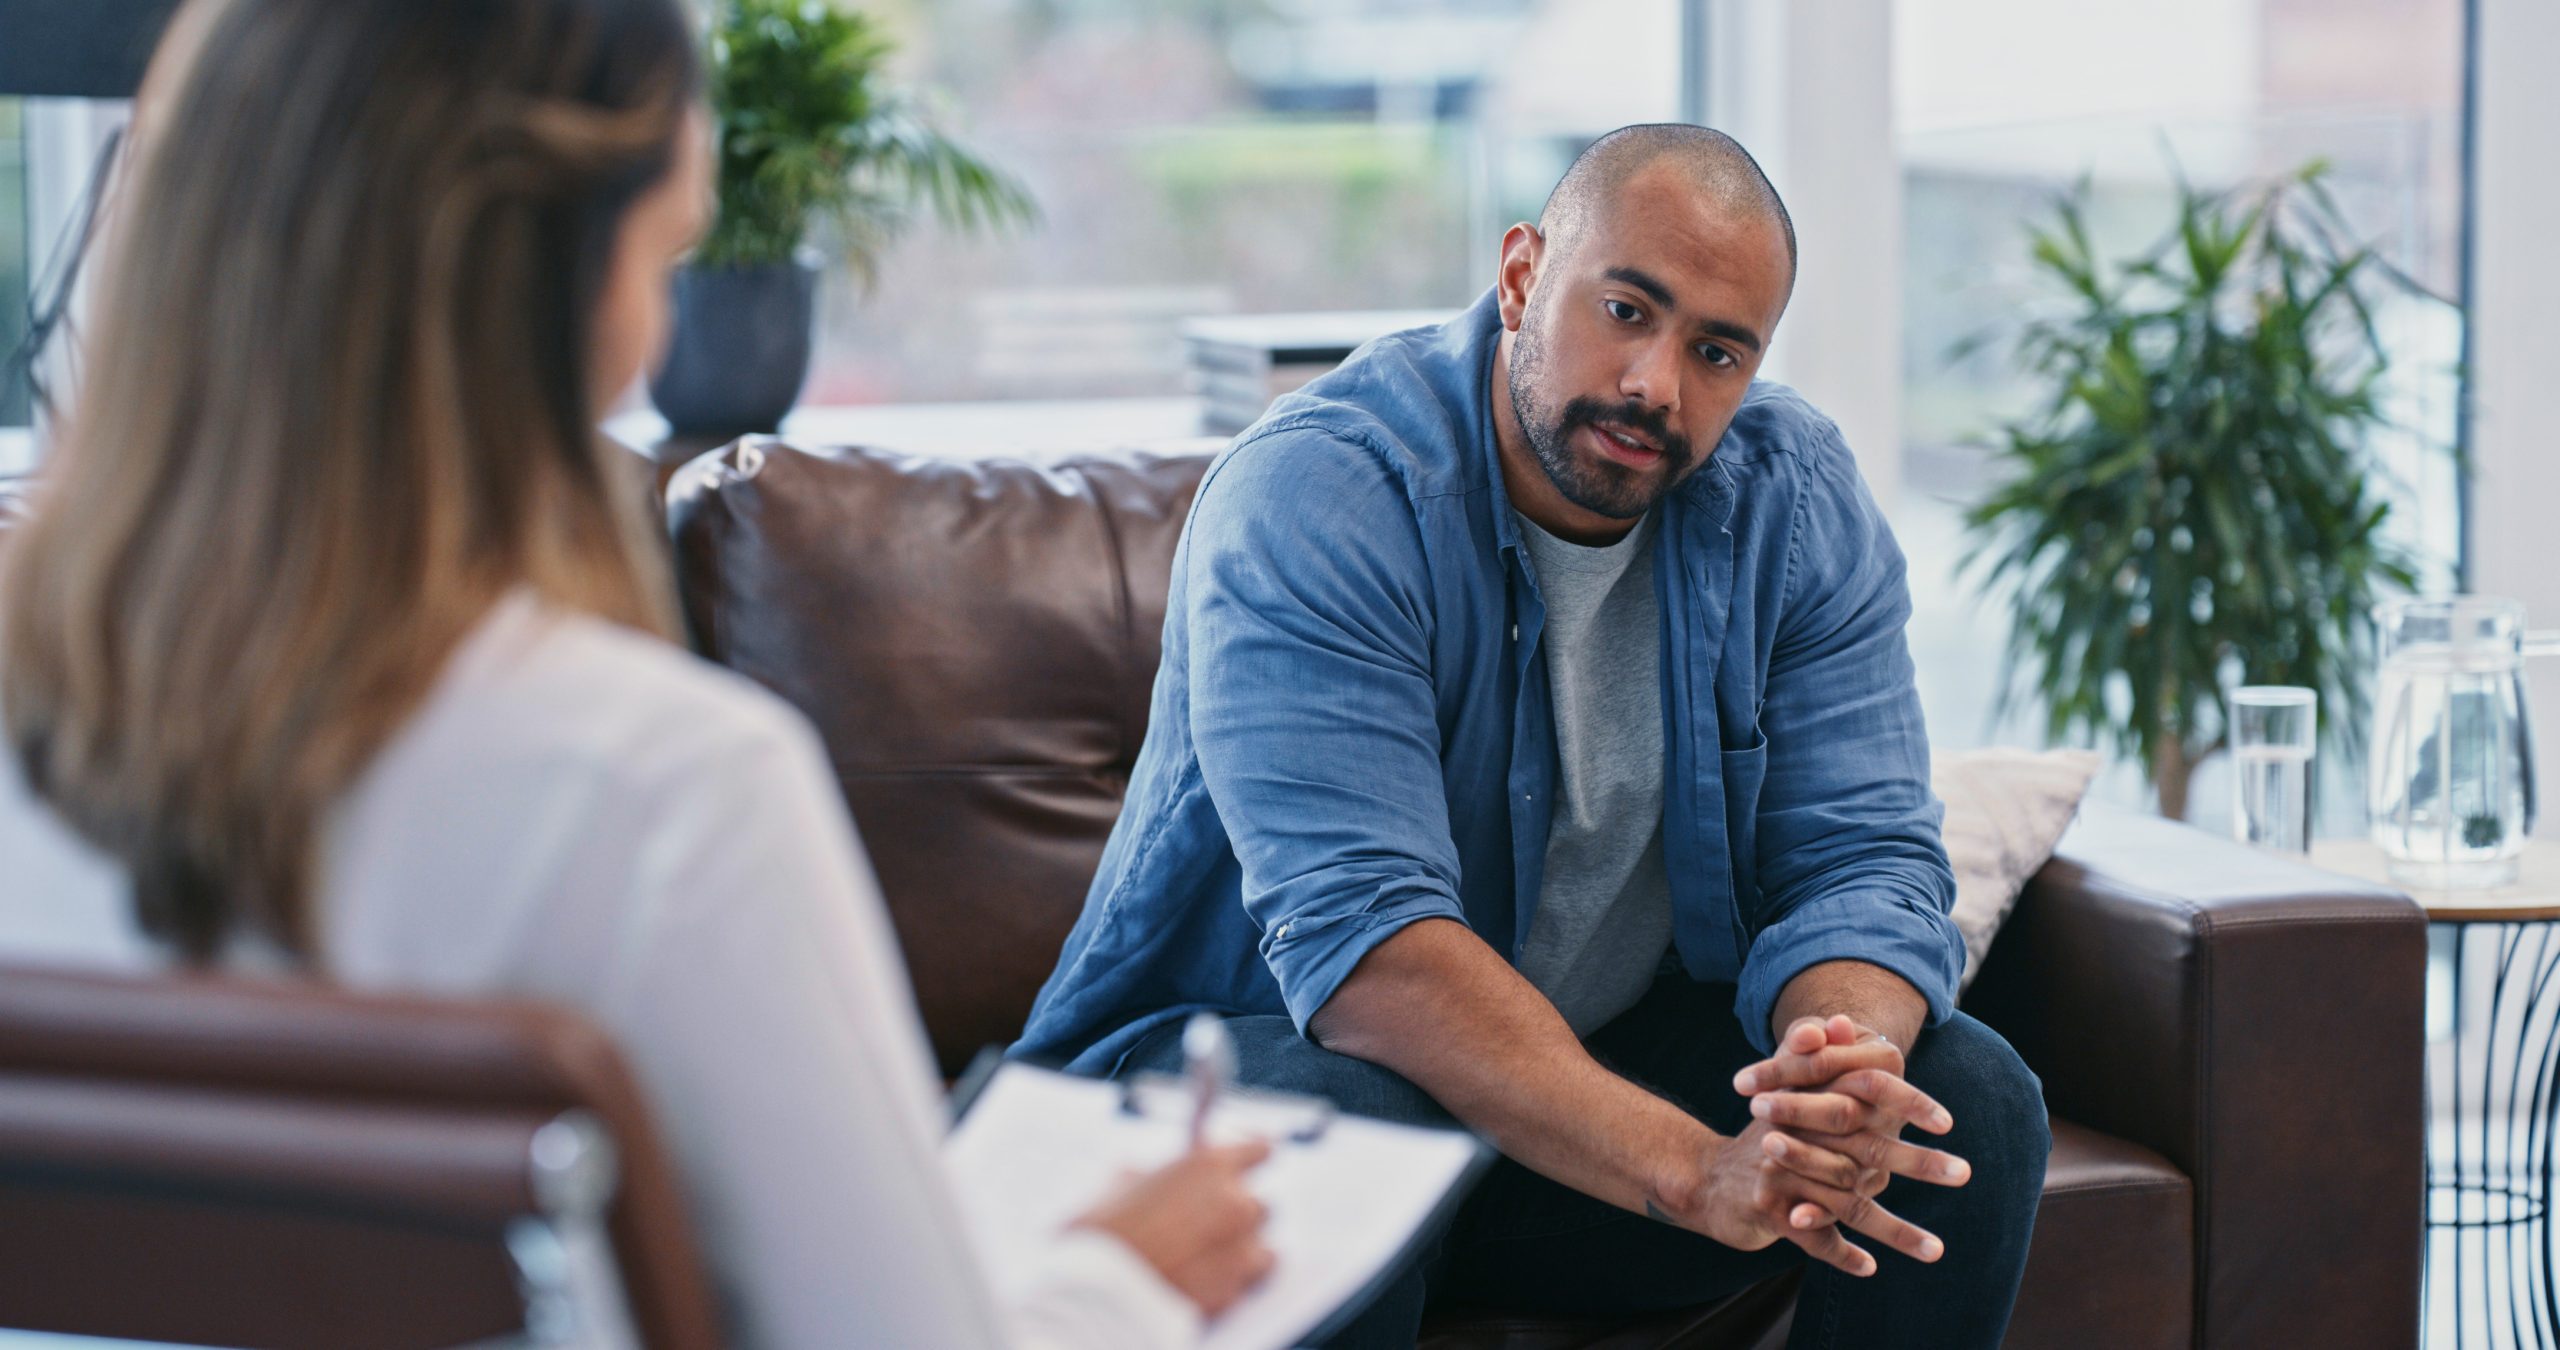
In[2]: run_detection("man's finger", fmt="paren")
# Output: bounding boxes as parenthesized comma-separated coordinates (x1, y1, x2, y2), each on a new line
(1758, 1127, 1864, 1193)
(1737, 1019, 1829, 1094)
(1794, 1129, 1972, 1188)
(1780, 1174, 1945, 1265)
(1829, 1069, 1954, 1135)
(1781, 1214, 1877, 1278)
(1751, 1089, 1868, 1135)
(1732, 1039, 1903, 1095)
(1783, 1018, 1830, 1055)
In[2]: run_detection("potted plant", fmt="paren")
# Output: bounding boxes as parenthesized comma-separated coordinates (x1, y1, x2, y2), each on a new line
(1963, 162, 2447, 819)
(650, 0, 1035, 437)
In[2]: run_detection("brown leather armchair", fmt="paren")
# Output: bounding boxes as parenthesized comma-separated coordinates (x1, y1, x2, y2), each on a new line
(0, 965, 722, 1350)
(0, 479, 712, 1350)
(665, 437, 2428, 1350)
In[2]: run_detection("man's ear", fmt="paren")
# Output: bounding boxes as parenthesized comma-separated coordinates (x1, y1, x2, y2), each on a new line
(1495, 223, 1545, 333)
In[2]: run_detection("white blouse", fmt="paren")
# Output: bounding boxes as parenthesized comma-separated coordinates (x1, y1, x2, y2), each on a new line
(0, 593, 1197, 1350)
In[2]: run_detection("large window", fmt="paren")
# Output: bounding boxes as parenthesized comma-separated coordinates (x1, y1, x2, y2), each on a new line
(0, 99, 134, 474)
(1, 98, 30, 438)
(1892, 0, 2469, 752)
(799, 0, 1693, 408)
(1898, 0, 2465, 557)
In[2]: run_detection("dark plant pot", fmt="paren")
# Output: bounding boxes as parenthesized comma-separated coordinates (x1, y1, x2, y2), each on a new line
(648, 260, 818, 437)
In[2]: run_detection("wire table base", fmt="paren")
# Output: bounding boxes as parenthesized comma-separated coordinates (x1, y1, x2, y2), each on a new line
(2429, 921, 2560, 1349)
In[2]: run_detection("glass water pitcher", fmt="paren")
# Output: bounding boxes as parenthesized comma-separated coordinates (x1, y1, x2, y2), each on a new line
(2367, 596, 2559, 888)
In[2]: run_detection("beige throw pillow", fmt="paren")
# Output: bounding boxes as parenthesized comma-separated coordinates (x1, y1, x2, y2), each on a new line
(1932, 747, 2102, 990)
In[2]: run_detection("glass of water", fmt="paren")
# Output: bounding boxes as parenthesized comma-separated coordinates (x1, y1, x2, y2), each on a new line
(2232, 686, 2317, 853)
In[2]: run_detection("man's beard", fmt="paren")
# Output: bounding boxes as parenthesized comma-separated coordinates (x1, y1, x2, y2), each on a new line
(1507, 321, 1697, 520)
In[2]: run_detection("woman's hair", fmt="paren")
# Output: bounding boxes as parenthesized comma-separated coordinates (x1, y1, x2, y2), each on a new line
(0, 0, 699, 959)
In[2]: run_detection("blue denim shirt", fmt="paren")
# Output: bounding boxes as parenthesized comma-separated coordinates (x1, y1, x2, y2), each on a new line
(1015, 291, 1961, 1072)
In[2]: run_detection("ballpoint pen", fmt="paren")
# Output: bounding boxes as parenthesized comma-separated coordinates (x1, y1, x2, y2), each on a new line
(1182, 1011, 1235, 1148)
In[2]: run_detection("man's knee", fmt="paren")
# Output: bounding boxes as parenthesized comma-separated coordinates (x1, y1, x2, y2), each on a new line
(1124, 1014, 1454, 1128)
(1909, 1014, 2051, 1195)
(1253, 1040, 1451, 1127)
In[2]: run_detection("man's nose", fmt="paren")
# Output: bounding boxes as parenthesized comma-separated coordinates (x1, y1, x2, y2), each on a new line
(1619, 335, 1681, 417)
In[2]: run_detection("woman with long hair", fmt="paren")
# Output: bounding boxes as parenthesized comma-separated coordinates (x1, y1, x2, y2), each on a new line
(0, 1, 1270, 1344)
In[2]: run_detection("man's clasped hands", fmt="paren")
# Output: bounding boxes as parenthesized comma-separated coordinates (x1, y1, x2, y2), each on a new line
(1677, 1016, 1975, 1279)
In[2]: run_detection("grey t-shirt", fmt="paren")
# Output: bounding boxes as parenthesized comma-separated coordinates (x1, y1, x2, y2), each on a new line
(1511, 510, 1675, 1035)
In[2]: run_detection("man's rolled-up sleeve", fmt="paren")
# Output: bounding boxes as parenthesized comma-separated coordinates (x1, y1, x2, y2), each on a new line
(1184, 428, 1468, 1034)
(1733, 438, 1964, 1055)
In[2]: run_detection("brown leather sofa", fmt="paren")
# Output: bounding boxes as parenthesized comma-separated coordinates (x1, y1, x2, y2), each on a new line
(666, 438, 2429, 1350)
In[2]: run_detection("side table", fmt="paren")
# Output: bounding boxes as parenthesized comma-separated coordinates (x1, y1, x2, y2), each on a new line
(2313, 840, 2560, 1349)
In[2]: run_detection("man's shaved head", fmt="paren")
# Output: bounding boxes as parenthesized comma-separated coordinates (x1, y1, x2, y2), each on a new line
(1488, 122, 1798, 540)
(1539, 123, 1795, 282)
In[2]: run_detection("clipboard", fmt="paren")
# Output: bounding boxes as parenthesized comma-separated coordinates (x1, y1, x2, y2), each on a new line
(948, 1049, 1494, 1350)
(957, 1048, 1347, 1144)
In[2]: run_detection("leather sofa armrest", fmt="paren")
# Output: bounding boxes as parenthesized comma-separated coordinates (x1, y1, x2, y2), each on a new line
(1962, 803, 2427, 1350)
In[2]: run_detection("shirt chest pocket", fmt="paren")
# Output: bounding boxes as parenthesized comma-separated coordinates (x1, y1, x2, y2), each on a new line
(1719, 726, 1769, 929)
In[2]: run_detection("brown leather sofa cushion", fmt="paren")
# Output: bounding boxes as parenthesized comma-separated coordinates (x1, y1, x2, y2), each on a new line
(668, 439, 1211, 1075)
(2002, 1118, 2192, 1350)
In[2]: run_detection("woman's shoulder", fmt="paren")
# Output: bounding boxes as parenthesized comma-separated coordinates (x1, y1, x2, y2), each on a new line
(320, 593, 857, 988)
(421, 592, 822, 788)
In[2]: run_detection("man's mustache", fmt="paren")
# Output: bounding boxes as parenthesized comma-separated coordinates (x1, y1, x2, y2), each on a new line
(1559, 397, 1693, 466)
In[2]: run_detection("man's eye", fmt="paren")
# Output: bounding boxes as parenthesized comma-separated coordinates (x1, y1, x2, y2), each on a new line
(1604, 299, 1641, 323)
(1696, 344, 1735, 369)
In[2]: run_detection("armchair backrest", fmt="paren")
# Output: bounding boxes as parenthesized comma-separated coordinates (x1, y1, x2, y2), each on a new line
(0, 963, 724, 1349)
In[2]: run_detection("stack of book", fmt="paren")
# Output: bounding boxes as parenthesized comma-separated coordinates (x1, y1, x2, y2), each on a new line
(1182, 309, 1456, 435)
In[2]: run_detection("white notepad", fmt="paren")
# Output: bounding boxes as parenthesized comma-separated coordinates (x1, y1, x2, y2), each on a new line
(946, 1062, 1488, 1350)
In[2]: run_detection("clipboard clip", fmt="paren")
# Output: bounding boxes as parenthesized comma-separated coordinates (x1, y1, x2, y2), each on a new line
(1116, 1072, 1339, 1145)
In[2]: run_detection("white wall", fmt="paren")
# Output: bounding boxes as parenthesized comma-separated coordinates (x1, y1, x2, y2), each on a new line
(1705, 0, 1905, 512)
(2467, 0, 2560, 836)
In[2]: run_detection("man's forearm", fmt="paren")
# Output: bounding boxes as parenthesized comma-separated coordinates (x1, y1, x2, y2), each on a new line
(1307, 917, 1715, 1216)
(1770, 959, 1927, 1052)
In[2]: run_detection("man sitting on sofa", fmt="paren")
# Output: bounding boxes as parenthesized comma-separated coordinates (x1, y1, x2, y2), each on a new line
(1014, 124, 2050, 1347)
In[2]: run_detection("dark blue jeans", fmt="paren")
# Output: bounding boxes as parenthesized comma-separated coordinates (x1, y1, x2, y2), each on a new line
(1117, 977, 2049, 1349)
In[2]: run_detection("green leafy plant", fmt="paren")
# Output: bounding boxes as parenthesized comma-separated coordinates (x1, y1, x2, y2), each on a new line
(1963, 162, 2447, 819)
(698, 0, 1035, 273)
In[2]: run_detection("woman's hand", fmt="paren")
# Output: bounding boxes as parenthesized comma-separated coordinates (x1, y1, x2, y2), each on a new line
(1073, 1139, 1277, 1317)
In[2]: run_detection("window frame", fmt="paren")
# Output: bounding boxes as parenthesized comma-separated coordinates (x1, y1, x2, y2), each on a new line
(3, 97, 128, 475)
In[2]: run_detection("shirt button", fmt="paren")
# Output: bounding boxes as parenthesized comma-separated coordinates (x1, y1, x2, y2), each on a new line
(1510, 623, 1520, 641)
